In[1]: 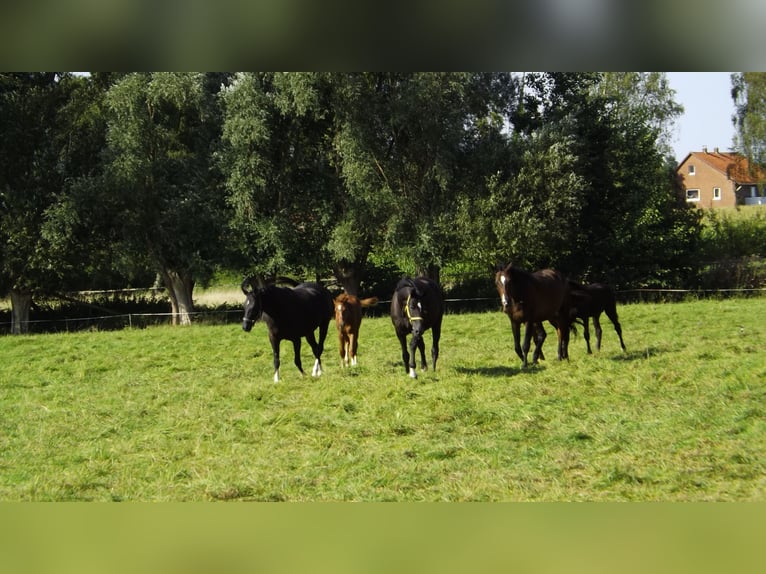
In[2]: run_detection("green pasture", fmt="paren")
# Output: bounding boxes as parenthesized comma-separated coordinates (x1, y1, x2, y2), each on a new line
(0, 298, 764, 501)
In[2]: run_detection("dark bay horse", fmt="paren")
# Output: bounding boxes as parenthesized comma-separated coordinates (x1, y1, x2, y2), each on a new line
(569, 281, 626, 353)
(334, 293, 379, 367)
(390, 277, 444, 378)
(495, 263, 572, 368)
(241, 278, 334, 382)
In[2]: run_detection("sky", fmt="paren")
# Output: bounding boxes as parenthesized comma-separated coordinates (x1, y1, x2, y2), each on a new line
(666, 72, 737, 164)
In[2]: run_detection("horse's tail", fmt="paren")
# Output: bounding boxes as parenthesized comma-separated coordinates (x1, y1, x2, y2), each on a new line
(359, 297, 379, 307)
(601, 287, 620, 325)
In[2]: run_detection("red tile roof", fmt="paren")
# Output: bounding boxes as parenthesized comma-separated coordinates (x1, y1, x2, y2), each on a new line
(683, 150, 766, 183)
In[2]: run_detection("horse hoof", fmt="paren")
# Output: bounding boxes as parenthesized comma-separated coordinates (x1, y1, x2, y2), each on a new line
(409, 368, 418, 379)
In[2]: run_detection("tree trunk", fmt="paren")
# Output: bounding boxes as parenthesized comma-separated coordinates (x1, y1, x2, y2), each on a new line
(416, 263, 440, 285)
(161, 269, 195, 326)
(10, 290, 32, 335)
(333, 259, 363, 296)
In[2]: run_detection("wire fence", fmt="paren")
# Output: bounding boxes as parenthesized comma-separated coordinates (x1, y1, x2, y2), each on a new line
(1, 287, 765, 335)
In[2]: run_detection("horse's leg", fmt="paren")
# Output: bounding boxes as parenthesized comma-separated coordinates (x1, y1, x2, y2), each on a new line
(605, 308, 626, 352)
(593, 313, 603, 352)
(292, 338, 305, 376)
(532, 323, 547, 364)
(339, 331, 349, 367)
(407, 333, 420, 378)
(431, 322, 442, 372)
(555, 318, 571, 361)
(398, 332, 412, 375)
(583, 316, 592, 354)
(521, 322, 534, 368)
(305, 330, 323, 377)
(416, 336, 427, 371)
(511, 319, 524, 363)
(349, 331, 358, 366)
(270, 334, 282, 383)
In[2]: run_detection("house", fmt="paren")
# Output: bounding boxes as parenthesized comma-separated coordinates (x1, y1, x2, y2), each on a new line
(676, 148, 766, 208)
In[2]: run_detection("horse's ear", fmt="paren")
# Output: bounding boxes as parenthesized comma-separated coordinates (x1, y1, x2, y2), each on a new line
(241, 276, 262, 295)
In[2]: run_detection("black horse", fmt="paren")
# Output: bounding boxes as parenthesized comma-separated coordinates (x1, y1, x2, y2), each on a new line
(241, 278, 334, 382)
(569, 281, 626, 353)
(495, 263, 572, 368)
(390, 277, 444, 378)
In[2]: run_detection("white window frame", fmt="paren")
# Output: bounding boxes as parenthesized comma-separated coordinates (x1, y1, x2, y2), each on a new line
(686, 188, 700, 202)
(713, 187, 721, 201)
(688, 164, 695, 175)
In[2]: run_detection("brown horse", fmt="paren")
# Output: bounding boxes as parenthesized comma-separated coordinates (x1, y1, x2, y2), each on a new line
(495, 263, 572, 368)
(334, 293, 379, 367)
(569, 281, 626, 353)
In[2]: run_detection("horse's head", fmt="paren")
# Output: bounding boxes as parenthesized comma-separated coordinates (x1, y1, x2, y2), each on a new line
(404, 290, 426, 336)
(334, 293, 354, 328)
(241, 277, 263, 332)
(495, 267, 511, 312)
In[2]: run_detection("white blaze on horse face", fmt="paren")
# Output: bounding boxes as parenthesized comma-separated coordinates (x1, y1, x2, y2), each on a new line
(500, 275, 509, 307)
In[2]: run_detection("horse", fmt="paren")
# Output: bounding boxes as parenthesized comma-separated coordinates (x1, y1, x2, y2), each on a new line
(390, 277, 444, 378)
(241, 277, 334, 382)
(495, 263, 572, 368)
(568, 281, 626, 354)
(334, 293, 379, 367)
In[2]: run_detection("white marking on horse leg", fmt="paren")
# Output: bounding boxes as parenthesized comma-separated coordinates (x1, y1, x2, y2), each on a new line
(273, 370, 280, 383)
(351, 356, 358, 367)
(312, 358, 322, 377)
(409, 367, 418, 379)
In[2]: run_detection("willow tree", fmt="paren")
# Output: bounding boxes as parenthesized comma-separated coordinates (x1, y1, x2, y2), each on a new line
(0, 73, 73, 333)
(104, 73, 228, 325)
(220, 73, 345, 289)
(732, 72, 766, 171)
(333, 73, 497, 283)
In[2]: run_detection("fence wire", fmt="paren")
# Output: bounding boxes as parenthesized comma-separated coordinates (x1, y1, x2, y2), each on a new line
(1, 288, 764, 334)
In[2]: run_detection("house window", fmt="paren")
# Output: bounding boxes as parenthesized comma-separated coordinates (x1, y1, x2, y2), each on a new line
(713, 187, 721, 200)
(686, 189, 700, 202)
(688, 164, 695, 175)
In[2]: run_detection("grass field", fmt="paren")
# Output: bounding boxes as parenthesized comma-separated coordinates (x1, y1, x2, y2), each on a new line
(0, 298, 764, 501)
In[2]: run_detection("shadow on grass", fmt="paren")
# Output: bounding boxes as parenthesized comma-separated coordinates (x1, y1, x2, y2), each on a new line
(610, 346, 667, 362)
(455, 364, 528, 377)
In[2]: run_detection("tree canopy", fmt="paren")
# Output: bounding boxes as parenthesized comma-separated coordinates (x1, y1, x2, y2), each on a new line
(2, 72, 707, 332)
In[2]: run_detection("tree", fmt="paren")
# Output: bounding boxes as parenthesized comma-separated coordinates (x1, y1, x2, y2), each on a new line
(470, 72, 700, 288)
(333, 73, 498, 283)
(103, 73, 229, 325)
(220, 73, 342, 288)
(0, 73, 74, 333)
(470, 125, 586, 270)
(732, 72, 766, 173)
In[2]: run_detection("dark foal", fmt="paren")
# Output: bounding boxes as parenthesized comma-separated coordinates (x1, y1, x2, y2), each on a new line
(241, 278, 334, 382)
(569, 281, 626, 353)
(390, 277, 444, 378)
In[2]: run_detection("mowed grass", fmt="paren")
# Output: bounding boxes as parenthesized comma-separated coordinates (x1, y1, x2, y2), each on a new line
(0, 298, 764, 501)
